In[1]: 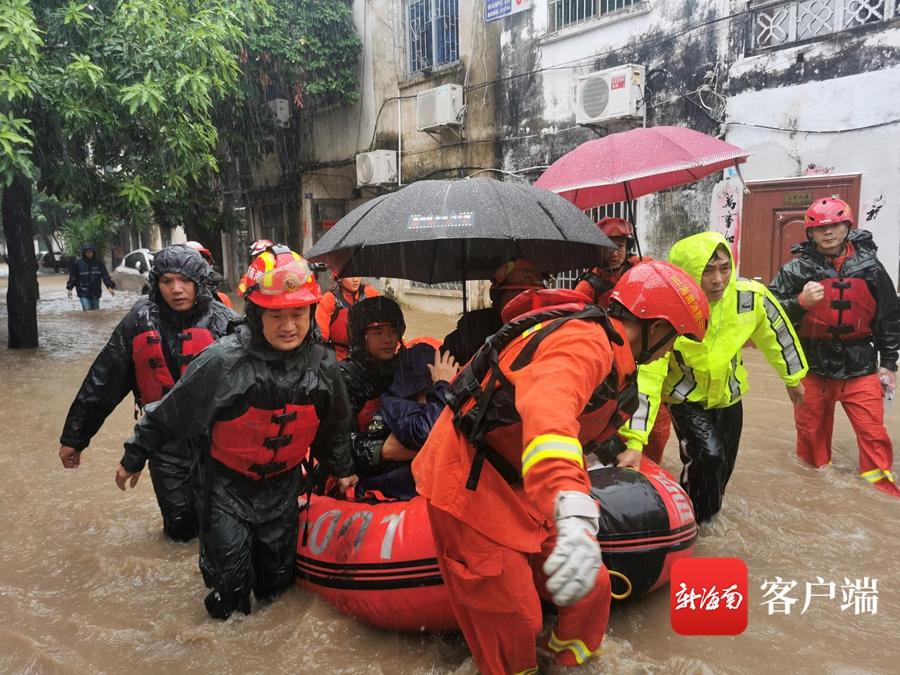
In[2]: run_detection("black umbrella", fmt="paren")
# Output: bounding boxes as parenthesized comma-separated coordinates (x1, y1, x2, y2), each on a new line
(306, 178, 614, 307)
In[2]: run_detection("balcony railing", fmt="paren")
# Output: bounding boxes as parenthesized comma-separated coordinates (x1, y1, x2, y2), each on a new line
(751, 0, 898, 51)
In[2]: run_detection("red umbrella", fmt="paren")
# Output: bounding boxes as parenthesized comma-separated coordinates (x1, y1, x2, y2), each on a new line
(535, 126, 749, 210)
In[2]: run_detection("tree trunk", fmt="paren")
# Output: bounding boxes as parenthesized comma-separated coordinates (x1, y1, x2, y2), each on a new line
(1, 173, 39, 348)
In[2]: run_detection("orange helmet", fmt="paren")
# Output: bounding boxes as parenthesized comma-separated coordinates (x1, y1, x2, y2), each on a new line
(491, 258, 544, 291)
(597, 217, 634, 239)
(185, 240, 214, 264)
(805, 197, 853, 230)
(249, 238, 275, 259)
(490, 258, 545, 305)
(238, 245, 322, 309)
(609, 261, 709, 342)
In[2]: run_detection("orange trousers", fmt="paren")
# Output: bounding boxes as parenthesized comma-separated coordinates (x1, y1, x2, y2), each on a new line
(427, 502, 610, 675)
(643, 403, 672, 465)
(794, 373, 898, 495)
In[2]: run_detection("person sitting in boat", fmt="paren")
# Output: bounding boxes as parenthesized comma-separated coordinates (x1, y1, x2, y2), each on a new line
(362, 342, 459, 499)
(114, 246, 357, 620)
(340, 296, 404, 481)
(442, 258, 544, 366)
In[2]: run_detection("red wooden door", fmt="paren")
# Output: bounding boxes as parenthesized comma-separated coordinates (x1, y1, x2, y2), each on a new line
(741, 174, 861, 285)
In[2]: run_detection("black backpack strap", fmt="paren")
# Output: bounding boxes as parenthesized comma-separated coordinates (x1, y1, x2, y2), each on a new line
(461, 348, 520, 490)
(577, 270, 614, 304)
(329, 286, 351, 324)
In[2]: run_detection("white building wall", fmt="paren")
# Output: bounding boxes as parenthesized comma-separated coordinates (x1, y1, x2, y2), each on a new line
(726, 36, 900, 286)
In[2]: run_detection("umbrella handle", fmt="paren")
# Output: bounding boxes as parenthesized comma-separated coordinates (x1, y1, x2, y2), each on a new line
(624, 183, 643, 261)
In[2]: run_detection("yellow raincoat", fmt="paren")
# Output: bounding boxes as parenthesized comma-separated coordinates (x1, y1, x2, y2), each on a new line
(620, 231, 808, 450)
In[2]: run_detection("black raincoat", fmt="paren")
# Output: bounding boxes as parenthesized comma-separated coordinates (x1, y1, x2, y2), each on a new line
(66, 243, 115, 298)
(120, 322, 354, 619)
(768, 230, 900, 379)
(60, 245, 237, 540)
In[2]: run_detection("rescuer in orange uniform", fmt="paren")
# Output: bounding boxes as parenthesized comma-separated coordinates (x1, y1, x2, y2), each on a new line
(315, 274, 381, 360)
(412, 261, 709, 674)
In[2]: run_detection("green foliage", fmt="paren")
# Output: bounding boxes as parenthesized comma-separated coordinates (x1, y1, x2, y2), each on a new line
(1, 0, 361, 234)
(59, 211, 119, 258)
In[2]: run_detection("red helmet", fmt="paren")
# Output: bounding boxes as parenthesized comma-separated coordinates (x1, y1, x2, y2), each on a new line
(491, 258, 544, 291)
(609, 261, 709, 341)
(249, 238, 275, 259)
(597, 217, 634, 239)
(185, 240, 213, 264)
(238, 246, 322, 309)
(805, 197, 853, 230)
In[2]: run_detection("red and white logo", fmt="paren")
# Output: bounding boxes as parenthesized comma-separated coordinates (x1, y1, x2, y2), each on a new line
(670, 557, 748, 635)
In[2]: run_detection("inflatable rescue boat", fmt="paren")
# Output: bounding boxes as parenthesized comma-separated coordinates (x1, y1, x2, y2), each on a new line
(296, 458, 697, 632)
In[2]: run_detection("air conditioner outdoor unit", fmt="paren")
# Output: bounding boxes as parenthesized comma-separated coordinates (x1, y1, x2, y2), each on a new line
(267, 98, 291, 128)
(416, 84, 464, 131)
(575, 64, 645, 125)
(356, 150, 397, 187)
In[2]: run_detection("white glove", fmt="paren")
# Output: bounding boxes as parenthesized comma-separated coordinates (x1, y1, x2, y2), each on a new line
(543, 491, 603, 607)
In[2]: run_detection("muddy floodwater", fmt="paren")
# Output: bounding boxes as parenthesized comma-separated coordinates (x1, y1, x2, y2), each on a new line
(1, 273, 897, 674)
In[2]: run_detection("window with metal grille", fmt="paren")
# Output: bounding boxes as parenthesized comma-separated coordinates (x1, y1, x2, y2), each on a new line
(407, 0, 459, 74)
(551, 201, 636, 289)
(549, 0, 644, 32)
(751, 0, 897, 51)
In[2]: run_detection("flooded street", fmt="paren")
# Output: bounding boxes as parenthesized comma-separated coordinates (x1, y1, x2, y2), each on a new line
(1, 273, 897, 674)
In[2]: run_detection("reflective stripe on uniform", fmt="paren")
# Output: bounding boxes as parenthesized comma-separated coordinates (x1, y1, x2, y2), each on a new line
(670, 352, 697, 403)
(762, 295, 805, 375)
(630, 392, 651, 431)
(861, 468, 896, 483)
(547, 630, 597, 665)
(521, 322, 543, 339)
(728, 355, 741, 402)
(521, 434, 583, 475)
(737, 289, 754, 314)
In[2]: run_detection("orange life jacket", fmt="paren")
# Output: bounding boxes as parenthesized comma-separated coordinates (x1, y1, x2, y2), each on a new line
(799, 277, 876, 341)
(210, 404, 320, 479)
(445, 290, 638, 490)
(328, 285, 366, 357)
(131, 327, 215, 404)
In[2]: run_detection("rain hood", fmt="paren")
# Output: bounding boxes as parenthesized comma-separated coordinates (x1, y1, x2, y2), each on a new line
(667, 231, 735, 304)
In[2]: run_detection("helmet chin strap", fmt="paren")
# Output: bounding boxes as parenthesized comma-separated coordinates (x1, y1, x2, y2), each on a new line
(637, 321, 676, 364)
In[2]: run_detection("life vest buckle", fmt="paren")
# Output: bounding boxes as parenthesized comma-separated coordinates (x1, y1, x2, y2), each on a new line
(146, 335, 161, 345)
(264, 435, 293, 450)
(830, 299, 851, 310)
(176, 332, 193, 341)
(148, 357, 164, 369)
(249, 461, 287, 477)
(272, 411, 298, 425)
(828, 324, 853, 336)
(833, 280, 852, 289)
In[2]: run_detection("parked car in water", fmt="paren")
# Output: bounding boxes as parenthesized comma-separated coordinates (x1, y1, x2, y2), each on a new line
(112, 248, 156, 294)
(39, 250, 74, 273)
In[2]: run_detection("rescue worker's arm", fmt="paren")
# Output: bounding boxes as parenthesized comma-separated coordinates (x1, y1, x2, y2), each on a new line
(118, 344, 245, 475)
(768, 262, 809, 324)
(512, 321, 611, 520)
(870, 262, 900, 373)
(59, 312, 139, 455)
(310, 355, 356, 479)
(314, 292, 335, 342)
(616, 355, 669, 454)
(751, 285, 809, 387)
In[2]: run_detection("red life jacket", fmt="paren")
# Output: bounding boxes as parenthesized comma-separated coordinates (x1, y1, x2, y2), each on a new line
(447, 288, 639, 490)
(210, 404, 321, 479)
(132, 327, 216, 404)
(357, 397, 380, 433)
(329, 285, 366, 358)
(799, 277, 876, 341)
